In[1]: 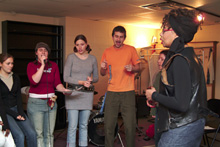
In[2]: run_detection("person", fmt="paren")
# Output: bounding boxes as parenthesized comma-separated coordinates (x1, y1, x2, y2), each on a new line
(145, 50, 168, 143)
(100, 26, 140, 147)
(145, 8, 207, 147)
(0, 117, 16, 147)
(64, 34, 99, 147)
(27, 42, 69, 147)
(0, 53, 37, 147)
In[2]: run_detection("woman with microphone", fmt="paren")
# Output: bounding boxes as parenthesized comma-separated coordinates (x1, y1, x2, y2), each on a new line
(27, 42, 69, 147)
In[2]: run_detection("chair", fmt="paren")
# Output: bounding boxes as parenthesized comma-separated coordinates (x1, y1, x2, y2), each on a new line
(203, 99, 220, 147)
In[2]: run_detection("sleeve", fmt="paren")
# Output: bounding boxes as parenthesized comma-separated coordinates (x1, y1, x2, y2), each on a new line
(27, 62, 38, 85)
(152, 56, 191, 112)
(131, 47, 140, 65)
(15, 75, 25, 117)
(0, 93, 10, 130)
(53, 63, 62, 88)
(92, 56, 99, 83)
(63, 54, 77, 84)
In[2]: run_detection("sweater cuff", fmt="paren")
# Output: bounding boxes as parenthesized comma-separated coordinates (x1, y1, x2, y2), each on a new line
(152, 92, 158, 101)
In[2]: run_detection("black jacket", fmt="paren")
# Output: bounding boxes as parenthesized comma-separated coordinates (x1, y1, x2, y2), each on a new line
(152, 47, 207, 133)
(0, 73, 25, 130)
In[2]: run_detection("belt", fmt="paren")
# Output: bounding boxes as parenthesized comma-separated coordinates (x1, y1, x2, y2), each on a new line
(68, 84, 94, 92)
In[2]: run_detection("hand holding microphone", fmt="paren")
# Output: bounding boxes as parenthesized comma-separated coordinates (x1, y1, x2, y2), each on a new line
(40, 55, 47, 65)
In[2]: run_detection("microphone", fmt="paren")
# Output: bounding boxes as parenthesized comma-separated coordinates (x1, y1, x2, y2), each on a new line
(44, 59, 47, 63)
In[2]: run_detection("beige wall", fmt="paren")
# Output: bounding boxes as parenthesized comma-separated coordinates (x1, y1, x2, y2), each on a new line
(64, 17, 157, 103)
(0, 12, 157, 104)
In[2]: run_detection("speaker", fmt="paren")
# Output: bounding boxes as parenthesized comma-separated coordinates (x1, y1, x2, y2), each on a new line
(136, 95, 150, 118)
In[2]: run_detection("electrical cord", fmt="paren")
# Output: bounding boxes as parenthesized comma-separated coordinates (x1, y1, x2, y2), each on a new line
(46, 64, 52, 147)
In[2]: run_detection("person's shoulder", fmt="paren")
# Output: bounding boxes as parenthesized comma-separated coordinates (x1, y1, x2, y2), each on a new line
(68, 53, 76, 57)
(12, 73, 20, 80)
(105, 45, 114, 51)
(89, 54, 96, 58)
(124, 44, 136, 50)
(89, 54, 97, 61)
(12, 73, 19, 77)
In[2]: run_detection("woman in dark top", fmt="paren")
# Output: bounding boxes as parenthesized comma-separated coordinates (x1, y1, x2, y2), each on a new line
(146, 8, 207, 147)
(0, 53, 37, 147)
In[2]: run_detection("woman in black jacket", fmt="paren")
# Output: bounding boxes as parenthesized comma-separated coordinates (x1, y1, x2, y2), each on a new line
(0, 53, 37, 147)
(145, 8, 207, 147)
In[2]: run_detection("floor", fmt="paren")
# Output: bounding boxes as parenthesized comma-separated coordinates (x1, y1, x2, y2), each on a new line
(54, 116, 155, 147)
(54, 115, 220, 147)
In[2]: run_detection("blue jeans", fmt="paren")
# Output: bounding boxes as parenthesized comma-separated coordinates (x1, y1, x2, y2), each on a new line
(158, 118, 205, 147)
(67, 110, 91, 147)
(27, 98, 57, 147)
(7, 106, 37, 147)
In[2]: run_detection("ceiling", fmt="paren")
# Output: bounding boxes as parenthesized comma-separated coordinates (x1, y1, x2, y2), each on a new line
(0, 0, 220, 28)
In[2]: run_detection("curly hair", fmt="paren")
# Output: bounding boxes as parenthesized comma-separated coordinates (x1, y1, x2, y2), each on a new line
(161, 8, 200, 29)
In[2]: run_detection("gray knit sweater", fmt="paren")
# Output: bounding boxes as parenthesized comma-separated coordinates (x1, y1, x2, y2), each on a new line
(64, 53, 99, 110)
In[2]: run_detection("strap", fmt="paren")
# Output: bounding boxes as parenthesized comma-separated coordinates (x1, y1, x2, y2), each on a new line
(100, 92, 107, 114)
(161, 54, 189, 85)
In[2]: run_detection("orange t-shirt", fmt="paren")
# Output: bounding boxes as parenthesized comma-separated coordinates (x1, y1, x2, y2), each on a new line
(101, 44, 140, 92)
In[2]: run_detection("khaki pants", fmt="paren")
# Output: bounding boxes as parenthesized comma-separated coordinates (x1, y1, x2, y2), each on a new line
(104, 91, 136, 147)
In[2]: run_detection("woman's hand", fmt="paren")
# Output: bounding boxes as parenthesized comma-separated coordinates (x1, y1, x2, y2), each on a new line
(17, 115, 25, 121)
(87, 76, 92, 83)
(146, 100, 157, 108)
(84, 81, 91, 88)
(3, 129, 10, 137)
(0, 121, 3, 126)
(145, 87, 156, 101)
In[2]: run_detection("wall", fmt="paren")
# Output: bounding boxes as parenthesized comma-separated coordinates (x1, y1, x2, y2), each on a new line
(193, 24, 220, 99)
(0, 12, 157, 105)
(64, 17, 157, 104)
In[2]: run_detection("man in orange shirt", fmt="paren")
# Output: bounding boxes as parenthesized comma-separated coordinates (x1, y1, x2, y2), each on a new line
(100, 26, 140, 147)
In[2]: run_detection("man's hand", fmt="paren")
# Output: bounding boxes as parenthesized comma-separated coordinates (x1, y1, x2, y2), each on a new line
(124, 64, 133, 72)
(101, 59, 107, 69)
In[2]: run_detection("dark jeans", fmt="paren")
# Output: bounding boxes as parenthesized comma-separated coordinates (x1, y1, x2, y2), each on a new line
(7, 106, 37, 147)
(158, 118, 205, 147)
(104, 91, 136, 147)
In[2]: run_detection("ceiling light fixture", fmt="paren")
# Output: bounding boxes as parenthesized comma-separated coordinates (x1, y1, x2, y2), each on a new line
(197, 13, 205, 23)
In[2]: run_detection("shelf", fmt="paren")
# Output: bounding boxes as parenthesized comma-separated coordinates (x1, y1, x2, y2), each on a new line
(2, 20, 63, 87)
(8, 31, 62, 36)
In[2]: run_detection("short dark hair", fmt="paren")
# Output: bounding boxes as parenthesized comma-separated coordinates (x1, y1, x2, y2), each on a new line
(160, 50, 168, 57)
(73, 34, 92, 53)
(112, 26, 126, 38)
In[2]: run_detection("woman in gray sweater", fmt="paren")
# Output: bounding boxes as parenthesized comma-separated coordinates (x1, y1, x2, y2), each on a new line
(64, 34, 99, 147)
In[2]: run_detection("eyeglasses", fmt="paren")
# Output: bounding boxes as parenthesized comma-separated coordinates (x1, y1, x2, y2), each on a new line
(162, 29, 174, 34)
